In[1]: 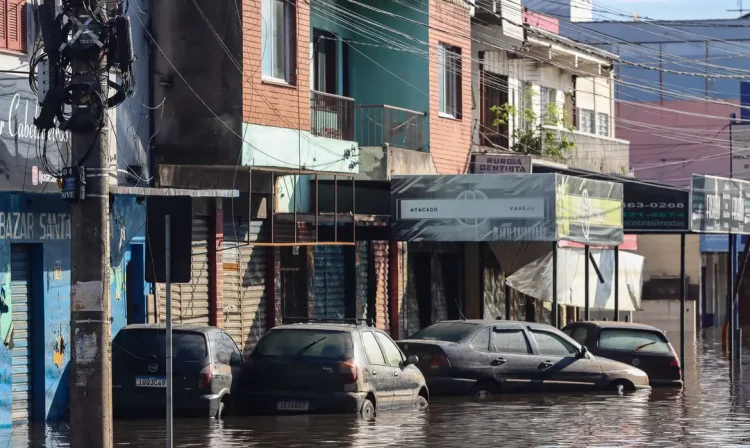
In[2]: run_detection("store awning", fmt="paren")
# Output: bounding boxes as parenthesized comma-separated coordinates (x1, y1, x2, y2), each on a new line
(506, 247, 645, 311)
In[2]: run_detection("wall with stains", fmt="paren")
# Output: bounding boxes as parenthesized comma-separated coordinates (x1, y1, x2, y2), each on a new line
(0, 193, 146, 427)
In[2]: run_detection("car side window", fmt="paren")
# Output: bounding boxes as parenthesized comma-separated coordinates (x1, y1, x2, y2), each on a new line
(492, 330, 532, 355)
(470, 327, 490, 352)
(362, 331, 387, 365)
(531, 330, 578, 357)
(223, 333, 241, 357)
(213, 333, 233, 364)
(375, 333, 404, 367)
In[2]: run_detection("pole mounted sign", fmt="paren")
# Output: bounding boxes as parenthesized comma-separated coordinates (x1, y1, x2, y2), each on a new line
(690, 174, 750, 234)
(391, 174, 624, 246)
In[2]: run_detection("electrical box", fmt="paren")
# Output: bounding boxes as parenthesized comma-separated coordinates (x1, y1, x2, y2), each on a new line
(60, 166, 86, 202)
(37, 59, 50, 103)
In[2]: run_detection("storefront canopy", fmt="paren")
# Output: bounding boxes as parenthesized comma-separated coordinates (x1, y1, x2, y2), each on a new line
(391, 173, 624, 246)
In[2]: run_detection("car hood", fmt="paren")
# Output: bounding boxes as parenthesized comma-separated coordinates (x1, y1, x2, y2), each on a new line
(597, 356, 649, 378)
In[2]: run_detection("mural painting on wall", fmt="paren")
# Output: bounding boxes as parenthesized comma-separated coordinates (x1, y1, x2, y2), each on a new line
(0, 77, 72, 193)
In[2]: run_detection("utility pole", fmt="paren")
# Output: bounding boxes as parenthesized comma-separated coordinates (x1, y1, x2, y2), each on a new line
(68, 1, 113, 446)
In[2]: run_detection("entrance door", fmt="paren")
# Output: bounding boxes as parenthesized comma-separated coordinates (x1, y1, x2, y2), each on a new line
(126, 244, 146, 324)
(10, 244, 33, 423)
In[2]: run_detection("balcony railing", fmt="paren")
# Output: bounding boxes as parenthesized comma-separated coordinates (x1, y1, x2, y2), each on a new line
(541, 125, 630, 173)
(355, 105, 426, 151)
(310, 90, 355, 141)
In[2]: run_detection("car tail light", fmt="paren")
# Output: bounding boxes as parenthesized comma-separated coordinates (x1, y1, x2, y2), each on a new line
(670, 357, 681, 370)
(339, 358, 358, 384)
(430, 353, 451, 370)
(198, 364, 212, 388)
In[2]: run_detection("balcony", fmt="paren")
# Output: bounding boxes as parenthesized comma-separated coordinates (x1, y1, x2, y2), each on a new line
(310, 90, 355, 141)
(354, 105, 426, 151)
(541, 126, 630, 174)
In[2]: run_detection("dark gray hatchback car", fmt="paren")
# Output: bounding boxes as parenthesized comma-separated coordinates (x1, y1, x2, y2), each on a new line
(112, 324, 244, 419)
(242, 321, 429, 418)
(398, 320, 650, 398)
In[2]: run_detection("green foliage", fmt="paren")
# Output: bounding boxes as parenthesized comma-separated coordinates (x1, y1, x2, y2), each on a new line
(490, 87, 575, 160)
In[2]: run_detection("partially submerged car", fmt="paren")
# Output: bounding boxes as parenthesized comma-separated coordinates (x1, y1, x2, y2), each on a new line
(242, 320, 429, 418)
(113, 324, 244, 419)
(397, 320, 650, 398)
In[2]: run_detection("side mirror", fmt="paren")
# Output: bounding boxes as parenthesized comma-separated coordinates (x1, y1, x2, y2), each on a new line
(578, 346, 589, 358)
(230, 352, 243, 367)
(406, 355, 419, 366)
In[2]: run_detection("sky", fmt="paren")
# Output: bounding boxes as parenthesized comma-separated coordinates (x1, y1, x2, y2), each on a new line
(603, 0, 742, 20)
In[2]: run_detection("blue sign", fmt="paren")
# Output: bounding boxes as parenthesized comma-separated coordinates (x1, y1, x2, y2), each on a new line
(700, 234, 749, 252)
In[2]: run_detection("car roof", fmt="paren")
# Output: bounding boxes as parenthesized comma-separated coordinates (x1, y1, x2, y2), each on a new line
(426, 320, 563, 331)
(270, 322, 372, 332)
(120, 323, 218, 334)
(564, 321, 665, 332)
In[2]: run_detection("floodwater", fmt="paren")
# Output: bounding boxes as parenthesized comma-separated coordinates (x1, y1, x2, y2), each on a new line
(4, 328, 750, 447)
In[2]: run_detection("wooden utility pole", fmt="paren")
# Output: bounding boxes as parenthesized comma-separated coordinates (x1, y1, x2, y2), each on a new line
(68, 0, 113, 446)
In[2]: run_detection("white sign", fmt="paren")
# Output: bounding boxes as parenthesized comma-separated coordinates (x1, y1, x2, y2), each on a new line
(473, 154, 532, 174)
(731, 123, 750, 179)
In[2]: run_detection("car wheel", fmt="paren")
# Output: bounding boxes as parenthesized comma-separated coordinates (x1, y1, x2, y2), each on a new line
(414, 395, 429, 411)
(609, 380, 635, 394)
(360, 398, 376, 420)
(470, 381, 500, 400)
(215, 396, 228, 419)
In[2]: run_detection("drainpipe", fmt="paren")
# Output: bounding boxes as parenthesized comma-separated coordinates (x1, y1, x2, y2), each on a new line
(146, 0, 156, 187)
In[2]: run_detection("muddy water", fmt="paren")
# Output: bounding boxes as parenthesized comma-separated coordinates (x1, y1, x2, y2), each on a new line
(4, 329, 750, 447)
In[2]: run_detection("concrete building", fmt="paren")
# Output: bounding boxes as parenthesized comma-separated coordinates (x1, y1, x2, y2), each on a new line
(0, 1, 151, 426)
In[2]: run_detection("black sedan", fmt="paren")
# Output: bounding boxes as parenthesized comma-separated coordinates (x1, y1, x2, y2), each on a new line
(397, 320, 650, 398)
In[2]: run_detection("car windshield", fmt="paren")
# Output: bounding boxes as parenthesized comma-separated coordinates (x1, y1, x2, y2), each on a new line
(598, 329, 672, 354)
(112, 329, 208, 363)
(253, 329, 353, 361)
(408, 322, 479, 343)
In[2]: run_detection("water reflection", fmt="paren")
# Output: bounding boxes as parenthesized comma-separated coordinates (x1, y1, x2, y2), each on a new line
(5, 331, 750, 447)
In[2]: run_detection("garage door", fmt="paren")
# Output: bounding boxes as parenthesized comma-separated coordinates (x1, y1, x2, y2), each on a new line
(313, 245, 346, 319)
(223, 222, 266, 354)
(10, 245, 32, 423)
(158, 217, 211, 324)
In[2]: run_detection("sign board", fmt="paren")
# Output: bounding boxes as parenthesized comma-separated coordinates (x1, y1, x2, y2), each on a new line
(391, 174, 623, 245)
(700, 234, 748, 252)
(623, 182, 690, 232)
(731, 123, 750, 180)
(145, 196, 193, 283)
(690, 174, 750, 234)
(0, 76, 71, 193)
(472, 154, 532, 174)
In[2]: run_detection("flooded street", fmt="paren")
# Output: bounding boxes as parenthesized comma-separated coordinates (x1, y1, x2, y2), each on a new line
(4, 329, 750, 447)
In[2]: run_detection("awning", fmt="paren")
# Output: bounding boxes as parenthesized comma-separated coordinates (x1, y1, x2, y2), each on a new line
(505, 247, 645, 311)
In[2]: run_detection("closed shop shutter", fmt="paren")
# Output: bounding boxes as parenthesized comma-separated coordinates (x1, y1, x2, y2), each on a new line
(372, 241, 389, 330)
(10, 244, 32, 423)
(223, 222, 266, 354)
(355, 241, 369, 320)
(158, 217, 211, 325)
(313, 245, 346, 319)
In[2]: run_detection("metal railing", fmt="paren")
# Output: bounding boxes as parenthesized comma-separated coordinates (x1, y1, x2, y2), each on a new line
(355, 105, 426, 151)
(310, 90, 355, 141)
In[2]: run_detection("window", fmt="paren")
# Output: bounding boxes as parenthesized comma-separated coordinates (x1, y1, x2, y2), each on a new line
(0, 0, 27, 53)
(578, 108, 594, 134)
(492, 330, 532, 355)
(112, 330, 208, 364)
(531, 330, 578, 357)
(438, 43, 462, 118)
(213, 333, 233, 364)
(375, 333, 404, 367)
(253, 330, 352, 360)
(261, 0, 296, 84)
(598, 329, 672, 354)
(563, 326, 589, 346)
(312, 29, 338, 94)
(596, 113, 609, 136)
(362, 332, 387, 365)
(408, 322, 478, 343)
(539, 87, 557, 121)
(470, 327, 491, 352)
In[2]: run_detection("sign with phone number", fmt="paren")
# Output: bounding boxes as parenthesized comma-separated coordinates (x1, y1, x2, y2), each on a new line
(623, 183, 690, 232)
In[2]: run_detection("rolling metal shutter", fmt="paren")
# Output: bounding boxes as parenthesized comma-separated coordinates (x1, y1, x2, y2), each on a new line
(10, 245, 32, 423)
(158, 217, 211, 325)
(223, 222, 266, 355)
(313, 245, 346, 319)
(355, 242, 369, 320)
(372, 241, 390, 330)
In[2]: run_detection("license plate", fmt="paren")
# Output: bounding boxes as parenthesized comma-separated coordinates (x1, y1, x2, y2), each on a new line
(135, 376, 166, 387)
(277, 400, 309, 411)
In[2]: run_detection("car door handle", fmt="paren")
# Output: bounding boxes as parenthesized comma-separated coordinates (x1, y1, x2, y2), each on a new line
(372, 370, 378, 376)
(539, 361, 554, 369)
(394, 371, 401, 377)
(490, 358, 506, 366)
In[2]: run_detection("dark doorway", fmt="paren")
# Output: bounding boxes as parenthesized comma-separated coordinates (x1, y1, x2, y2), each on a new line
(412, 253, 432, 329)
(478, 57, 509, 149)
(280, 246, 307, 320)
(127, 244, 146, 324)
(440, 254, 462, 320)
(344, 245, 356, 319)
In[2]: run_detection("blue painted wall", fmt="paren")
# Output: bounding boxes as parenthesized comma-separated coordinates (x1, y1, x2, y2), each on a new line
(0, 193, 146, 428)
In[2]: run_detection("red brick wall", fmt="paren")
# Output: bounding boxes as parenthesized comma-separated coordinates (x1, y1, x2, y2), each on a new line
(428, 0, 473, 174)
(242, 0, 311, 131)
(209, 199, 225, 327)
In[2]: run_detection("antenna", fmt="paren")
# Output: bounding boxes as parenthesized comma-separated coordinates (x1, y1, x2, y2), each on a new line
(728, 0, 745, 16)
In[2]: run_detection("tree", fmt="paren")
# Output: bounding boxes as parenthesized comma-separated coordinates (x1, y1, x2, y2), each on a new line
(490, 87, 575, 160)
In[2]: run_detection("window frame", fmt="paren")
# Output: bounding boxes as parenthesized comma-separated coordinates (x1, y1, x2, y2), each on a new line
(361, 331, 388, 366)
(596, 112, 609, 137)
(0, 0, 28, 54)
(577, 108, 595, 134)
(374, 332, 405, 367)
(438, 43, 462, 119)
(470, 327, 491, 353)
(261, 0, 297, 85)
(491, 329, 533, 355)
(596, 328, 672, 354)
(530, 329, 579, 358)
